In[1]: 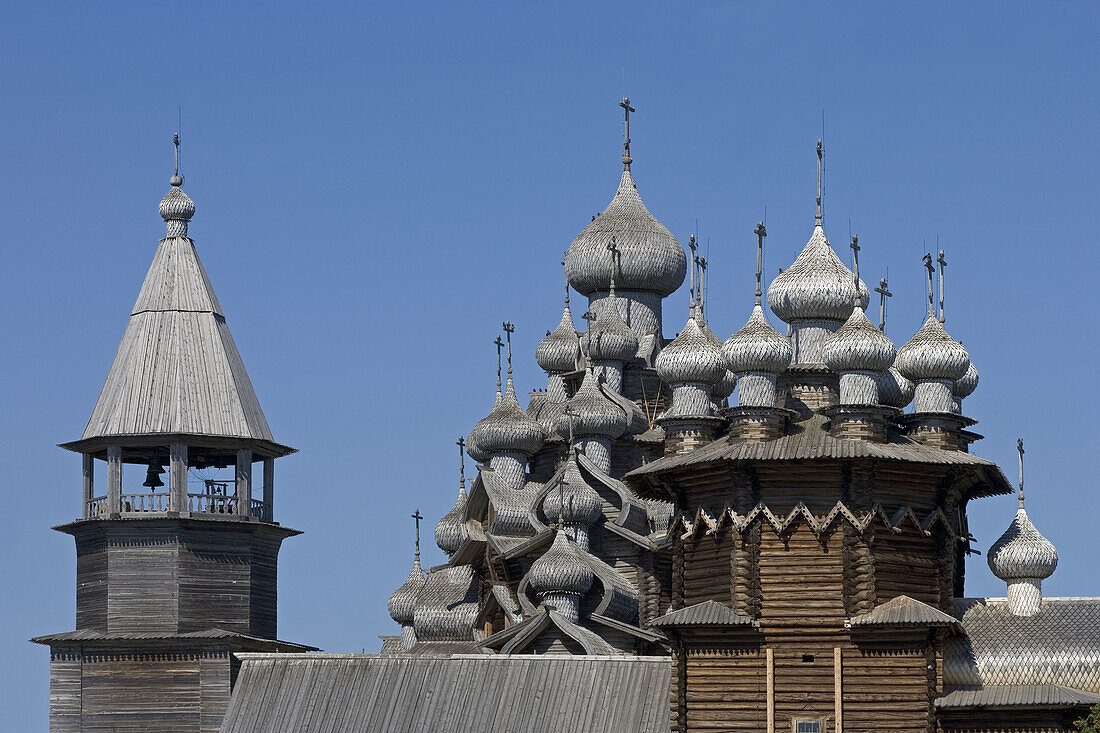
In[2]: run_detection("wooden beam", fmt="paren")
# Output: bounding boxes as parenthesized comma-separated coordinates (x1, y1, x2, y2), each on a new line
(835, 645, 843, 732)
(262, 458, 274, 522)
(107, 446, 121, 516)
(236, 449, 252, 517)
(766, 646, 774, 733)
(170, 443, 188, 513)
(82, 454, 94, 518)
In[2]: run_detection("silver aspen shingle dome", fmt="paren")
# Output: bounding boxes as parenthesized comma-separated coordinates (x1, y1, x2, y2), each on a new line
(465, 392, 501, 464)
(767, 225, 869, 323)
(536, 304, 580, 373)
(876, 366, 915, 408)
(387, 558, 425, 625)
(159, 185, 195, 224)
(434, 487, 467, 555)
(587, 299, 639, 363)
(822, 305, 897, 373)
(543, 460, 603, 526)
(528, 531, 595, 596)
(555, 370, 627, 439)
(565, 168, 686, 297)
(895, 315, 970, 382)
(696, 318, 737, 400)
(467, 378, 547, 456)
(656, 316, 726, 386)
(723, 305, 794, 375)
(954, 361, 979, 399)
(988, 508, 1058, 582)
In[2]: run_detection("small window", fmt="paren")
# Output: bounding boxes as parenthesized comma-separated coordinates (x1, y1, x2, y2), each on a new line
(794, 720, 822, 733)
(801, 654, 815, 663)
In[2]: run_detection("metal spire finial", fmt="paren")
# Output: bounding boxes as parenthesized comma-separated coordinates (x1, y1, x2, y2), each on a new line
(606, 238, 620, 298)
(687, 235, 698, 314)
(564, 405, 579, 450)
(456, 437, 466, 491)
(411, 509, 423, 564)
(754, 222, 766, 307)
(696, 256, 708, 320)
(561, 258, 570, 307)
(850, 234, 861, 306)
(620, 97, 635, 169)
(875, 277, 892, 333)
(923, 253, 935, 316)
(815, 138, 824, 226)
(1017, 438, 1025, 509)
(171, 132, 183, 187)
(503, 322, 515, 378)
(937, 250, 947, 323)
(581, 310, 596, 367)
(493, 335, 504, 394)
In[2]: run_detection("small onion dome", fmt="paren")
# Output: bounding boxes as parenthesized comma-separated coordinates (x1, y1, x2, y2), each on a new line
(767, 225, 868, 323)
(465, 391, 501, 463)
(656, 316, 726, 386)
(876, 367, 915, 408)
(159, 185, 195, 224)
(467, 378, 547, 456)
(587, 300, 639, 363)
(988, 507, 1058, 581)
(954, 361, 979, 400)
(536, 305, 580, 373)
(528, 530, 594, 596)
(822, 305, 897, 373)
(543, 460, 603, 526)
(565, 168, 686, 297)
(555, 370, 628, 439)
(697, 319, 737, 401)
(387, 557, 425, 624)
(723, 305, 794, 375)
(434, 487, 468, 555)
(894, 315, 970, 382)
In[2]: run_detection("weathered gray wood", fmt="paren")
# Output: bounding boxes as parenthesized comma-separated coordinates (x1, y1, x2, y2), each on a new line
(82, 453, 94, 518)
(171, 443, 188, 513)
(106, 446, 121, 516)
(235, 449, 252, 517)
(262, 458, 274, 522)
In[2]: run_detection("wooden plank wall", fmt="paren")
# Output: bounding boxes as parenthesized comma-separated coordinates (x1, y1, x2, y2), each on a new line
(758, 525, 845, 625)
(683, 641, 765, 731)
(75, 532, 108, 632)
(873, 531, 941, 609)
(682, 534, 733, 607)
(48, 646, 82, 733)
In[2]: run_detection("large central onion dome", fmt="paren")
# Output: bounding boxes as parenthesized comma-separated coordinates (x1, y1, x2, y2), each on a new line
(565, 169, 686, 297)
(587, 299, 639, 363)
(467, 378, 547, 456)
(723, 305, 794, 375)
(536, 303, 581, 374)
(988, 506, 1058, 582)
(554, 370, 628, 440)
(822, 305, 897, 373)
(767, 226, 869, 323)
(656, 316, 726, 386)
(528, 530, 595, 597)
(894, 315, 970, 382)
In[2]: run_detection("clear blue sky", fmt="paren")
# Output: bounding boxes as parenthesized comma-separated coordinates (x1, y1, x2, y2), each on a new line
(2, 2, 1098, 728)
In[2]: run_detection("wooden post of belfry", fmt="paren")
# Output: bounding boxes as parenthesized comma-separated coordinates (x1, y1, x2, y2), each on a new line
(107, 445, 122, 516)
(766, 647, 775, 733)
(170, 443, 188, 513)
(82, 453, 94, 518)
(236, 449, 252, 517)
(263, 457, 275, 522)
(834, 646, 843, 731)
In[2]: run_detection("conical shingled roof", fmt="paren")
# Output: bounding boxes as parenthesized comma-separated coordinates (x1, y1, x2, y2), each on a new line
(73, 182, 284, 452)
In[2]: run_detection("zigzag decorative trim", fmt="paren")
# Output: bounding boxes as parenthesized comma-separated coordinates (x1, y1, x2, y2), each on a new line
(670, 501, 960, 541)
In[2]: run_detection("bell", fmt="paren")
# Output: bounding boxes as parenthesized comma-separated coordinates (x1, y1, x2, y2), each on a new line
(143, 460, 165, 490)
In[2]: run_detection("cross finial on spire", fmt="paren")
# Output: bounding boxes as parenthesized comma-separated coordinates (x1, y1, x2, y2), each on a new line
(171, 132, 183, 187)
(606, 238, 620, 298)
(850, 234, 861, 305)
(923, 253, 935, 316)
(456, 437, 466, 491)
(754, 222, 766, 307)
(493, 335, 504, 393)
(815, 138, 824, 226)
(696, 256, 708, 320)
(1017, 438, 1025, 508)
(937, 250, 947, 323)
(502, 322, 515, 378)
(561, 258, 570, 306)
(875, 277, 892, 332)
(620, 97, 635, 169)
(687, 235, 698, 313)
(411, 509, 423, 564)
(563, 405, 579, 450)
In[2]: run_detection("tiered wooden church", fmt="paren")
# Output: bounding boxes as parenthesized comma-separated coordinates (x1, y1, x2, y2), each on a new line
(38, 112, 1100, 732)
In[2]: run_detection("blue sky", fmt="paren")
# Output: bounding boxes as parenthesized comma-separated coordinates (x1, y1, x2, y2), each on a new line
(2, 2, 1099, 727)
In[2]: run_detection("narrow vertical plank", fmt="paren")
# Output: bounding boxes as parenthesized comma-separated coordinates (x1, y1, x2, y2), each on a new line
(170, 443, 188, 513)
(834, 645, 843, 732)
(236, 449, 252, 517)
(766, 646, 774, 733)
(82, 454, 94, 518)
(263, 458, 274, 522)
(107, 446, 122, 516)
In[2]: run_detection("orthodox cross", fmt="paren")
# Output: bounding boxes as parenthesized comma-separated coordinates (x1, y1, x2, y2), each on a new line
(620, 97, 635, 166)
(849, 235, 861, 304)
(1017, 438, 1025, 508)
(687, 235, 698, 311)
(563, 405, 579, 450)
(502, 322, 515, 377)
(696, 256, 708, 318)
(581, 310, 596, 366)
(875, 277, 892, 333)
(754, 222, 766, 307)
(411, 509, 423, 564)
(172, 132, 182, 183)
(923, 253, 935, 316)
(561, 258, 570, 307)
(606, 238, 620, 297)
(493, 335, 504, 392)
(456, 437, 466, 491)
(937, 250, 947, 323)
(815, 138, 824, 225)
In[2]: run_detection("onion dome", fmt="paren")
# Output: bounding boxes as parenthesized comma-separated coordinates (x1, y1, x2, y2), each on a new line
(822, 305, 897, 373)
(528, 531, 594, 597)
(695, 318, 737, 400)
(387, 556, 425, 625)
(894, 315, 970, 382)
(465, 391, 501, 464)
(766, 226, 868, 323)
(954, 361, 979, 400)
(988, 506, 1058, 582)
(722, 305, 793, 375)
(564, 168, 686, 297)
(467, 377, 547, 456)
(543, 460, 603, 526)
(876, 367, 915, 408)
(655, 316, 726, 386)
(536, 303, 580, 373)
(434, 486, 467, 555)
(587, 299, 639, 363)
(159, 184, 195, 224)
(555, 370, 627, 439)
